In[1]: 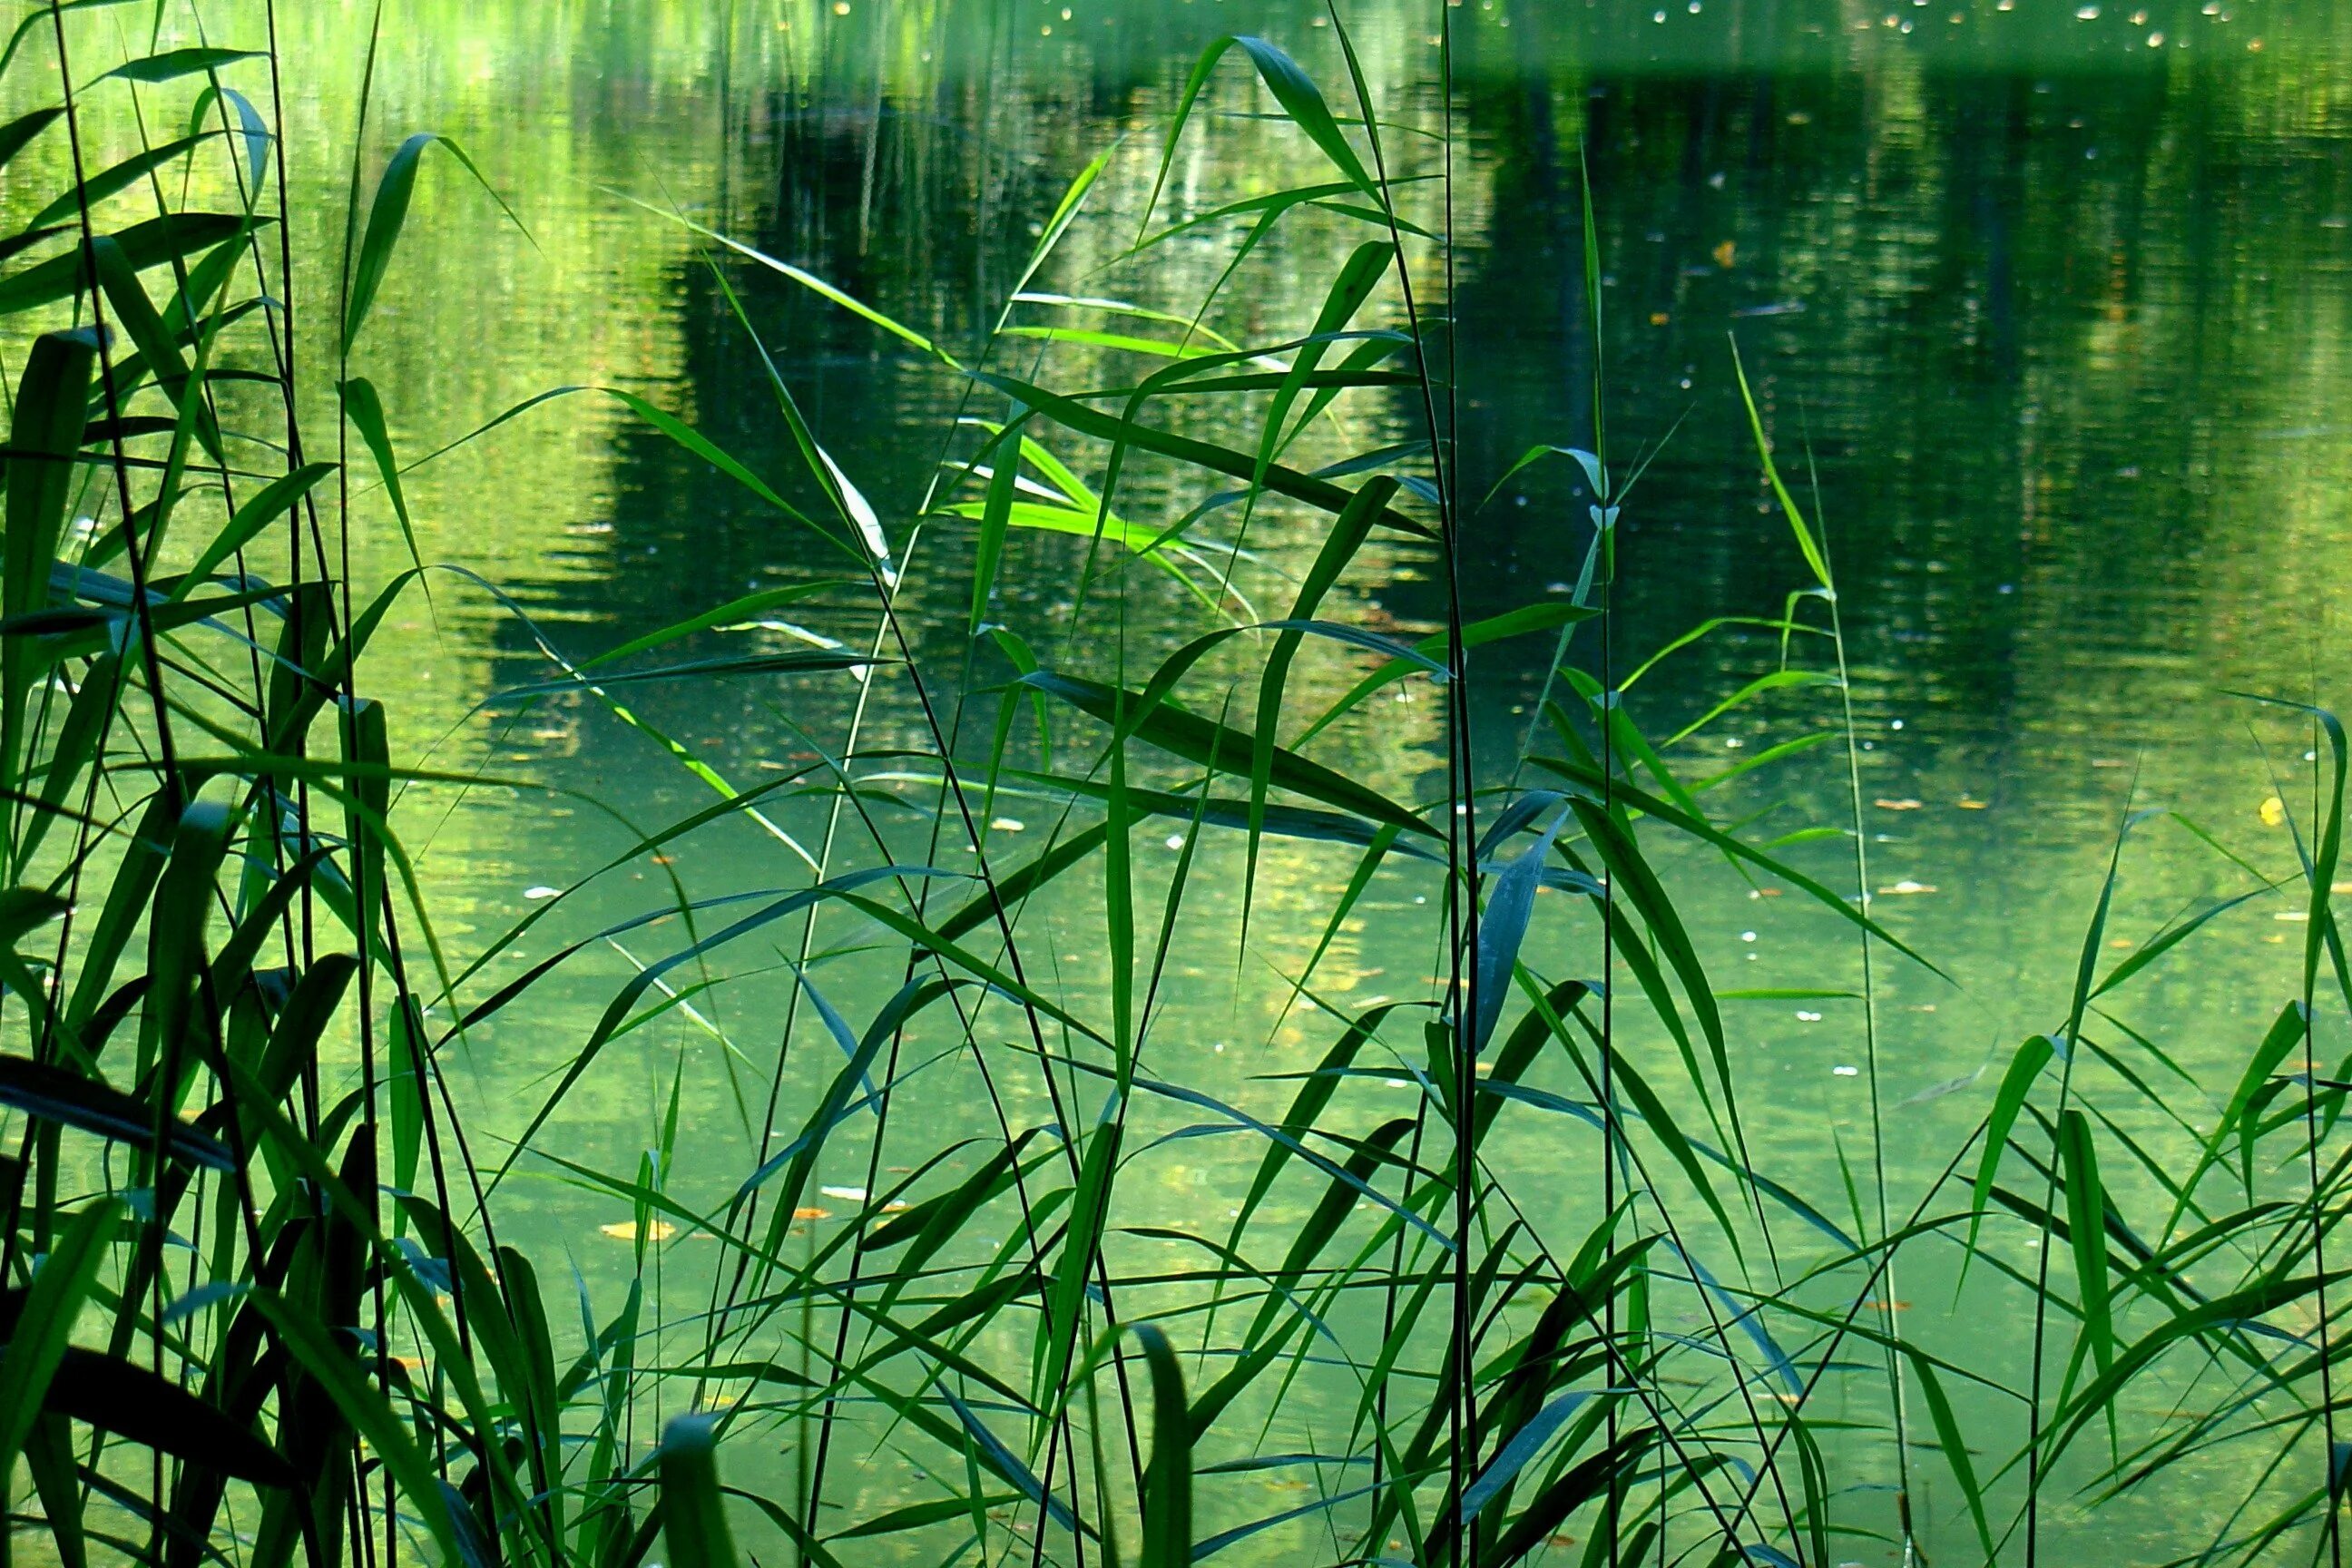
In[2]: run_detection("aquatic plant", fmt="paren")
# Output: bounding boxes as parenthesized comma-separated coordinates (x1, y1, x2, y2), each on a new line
(1, 5, 2347, 1568)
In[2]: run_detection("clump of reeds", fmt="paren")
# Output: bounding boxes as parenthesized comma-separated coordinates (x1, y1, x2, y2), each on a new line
(1, 5, 2345, 1568)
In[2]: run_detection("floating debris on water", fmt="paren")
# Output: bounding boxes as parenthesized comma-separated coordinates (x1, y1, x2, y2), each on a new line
(820, 1185, 868, 1201)
(1878, 879, 1937, 895)
(600, 1220, 676, 1242)
(2259, 796, 2288, 826)
(1874, 798, 1924, 811)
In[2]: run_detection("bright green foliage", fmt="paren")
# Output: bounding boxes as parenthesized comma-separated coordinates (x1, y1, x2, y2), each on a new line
(0, 15, 2343, 1568)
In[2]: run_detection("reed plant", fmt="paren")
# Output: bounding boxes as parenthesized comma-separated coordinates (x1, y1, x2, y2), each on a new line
(0, 5, 2346, 1568)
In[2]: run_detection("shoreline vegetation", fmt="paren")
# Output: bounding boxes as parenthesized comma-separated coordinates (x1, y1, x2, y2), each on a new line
(0, 5, 2346, 1568)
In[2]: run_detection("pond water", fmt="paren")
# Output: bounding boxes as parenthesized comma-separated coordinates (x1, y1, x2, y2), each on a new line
(14, 1, 2352, 1562)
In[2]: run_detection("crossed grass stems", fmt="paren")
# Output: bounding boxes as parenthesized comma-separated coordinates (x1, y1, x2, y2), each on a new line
(1, 5, 2349, 1567)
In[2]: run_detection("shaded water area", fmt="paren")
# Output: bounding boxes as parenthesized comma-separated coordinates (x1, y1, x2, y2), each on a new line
(12, 0, 2352, 1560)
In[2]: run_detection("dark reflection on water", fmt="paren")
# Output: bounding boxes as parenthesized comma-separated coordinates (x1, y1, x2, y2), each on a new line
(485, 0, 2352, 1196)
(557, 0, 2352, 845)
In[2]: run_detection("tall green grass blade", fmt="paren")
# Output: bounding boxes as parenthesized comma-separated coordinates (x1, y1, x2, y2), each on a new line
(338, 377, 422, 572)
(2060, 1109, 2116, 1377)
(175, 463, 334, 592)
(98, 48, 260, 84)
(28, 132, 220, 231)
(0, 1197, 114, 1479)
(1132, 1324, 1192, 1568)
(1966, 1034, 2055, 1273)
(344, 132, 526, 349)
(1140, 34, 1377, 244)
(0, 1055, 230, 1170)
(0, 213, 258, 315)
(2, 330, 94, 799)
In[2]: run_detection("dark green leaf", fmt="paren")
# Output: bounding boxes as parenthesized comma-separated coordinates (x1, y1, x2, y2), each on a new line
(99, 48, 261, 84)
(658, 1416, 739, 1568)
(0, 213, 260, 316)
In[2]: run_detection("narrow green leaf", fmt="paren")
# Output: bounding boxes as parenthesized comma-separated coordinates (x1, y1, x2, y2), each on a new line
(1729, 335, 1832, 589)
(0, 107, 63, 172)
(0, 1198, 115, 1480)
(2, 331, 95, 799)
(338, 378, 421, 573)
(99, 47, 262, 83)
(658, 1416, 740, 1568)
(44, 1348, 293, 1486)
(0, 1055, 230, 1171)
(174, 462, 335, 592)
(2059, 1108, 2115, 1377)
(1141, 34, 1378, 243)
(1132, 1324, 1192, 1568)
(345, 133, 526, 348)
(242, 1289, 464, 1568)
(1019, 668, 1432, 839)
(0, 213, 258, 315)
(28, 133, 218, 231)
(970, 421, 1021, 634)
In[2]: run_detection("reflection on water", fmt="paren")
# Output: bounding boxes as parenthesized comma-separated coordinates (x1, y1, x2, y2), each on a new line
(10, 1, 2352, 1559)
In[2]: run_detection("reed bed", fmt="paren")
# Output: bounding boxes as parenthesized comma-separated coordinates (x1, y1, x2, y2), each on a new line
(0, 5, 2344, 1567)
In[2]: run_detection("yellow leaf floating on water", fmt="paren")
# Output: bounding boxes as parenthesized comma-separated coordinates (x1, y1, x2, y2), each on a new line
(2260, 796, 2288, 827)
(599, 1220, 677, 1242)
(1957, 797, 1990, 810)
(1878, 879, 1937, 896)
(792, 1207, 833, 1221)
(1712, 240, 1737, 269)
(1873, 798, 1925, 811)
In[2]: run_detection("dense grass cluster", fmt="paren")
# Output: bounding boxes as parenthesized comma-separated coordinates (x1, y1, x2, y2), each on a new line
(1, 5, 2348, 1568)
